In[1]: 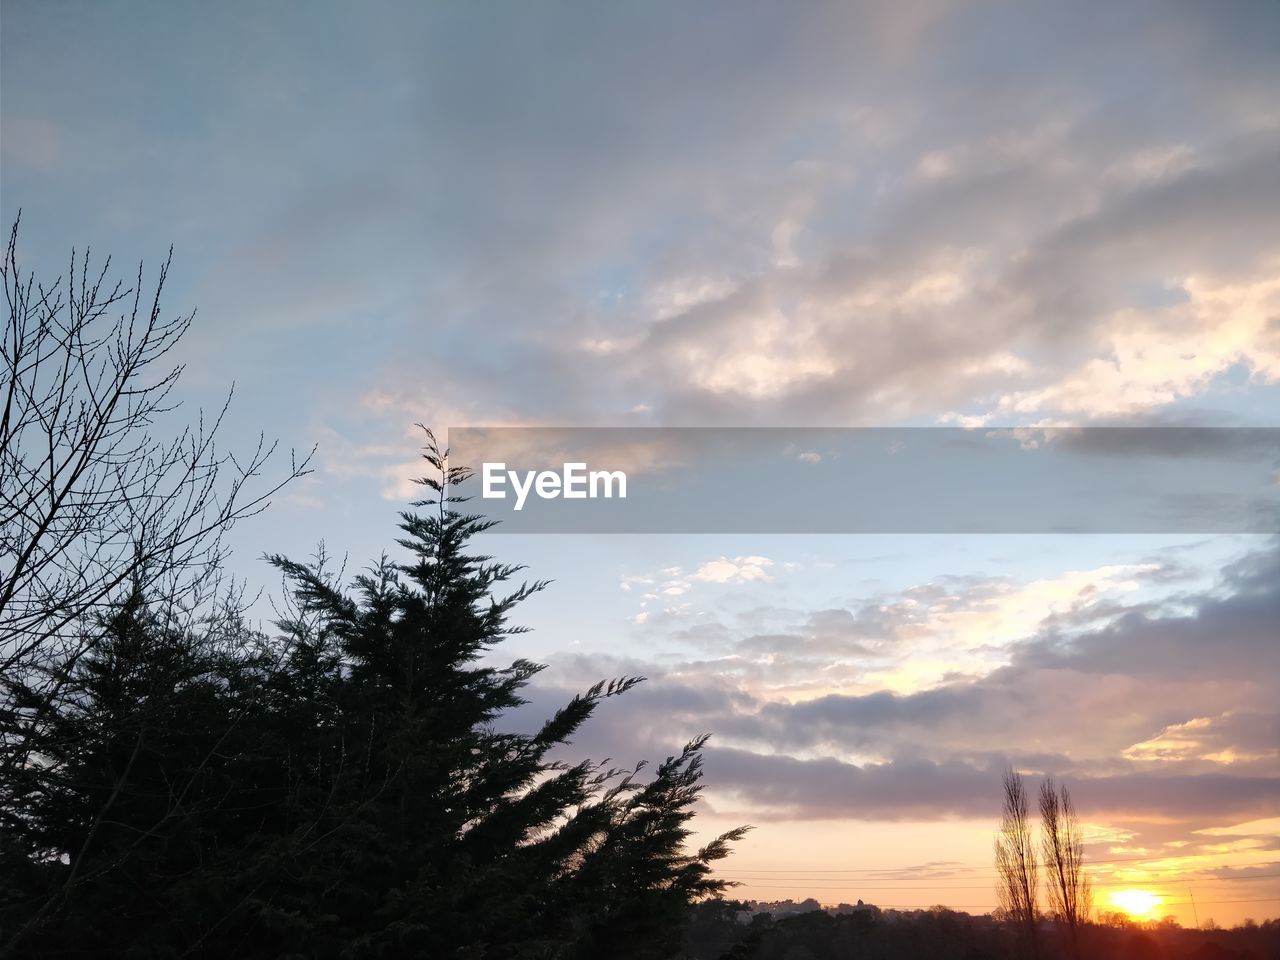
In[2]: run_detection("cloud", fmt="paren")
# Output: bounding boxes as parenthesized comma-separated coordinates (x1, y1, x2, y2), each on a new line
(10, 1, 1278, 454)
(692, 556, 775, 585)
(6, 0, 1278, 879)
(621, 559, 1170, 695)
(620, 556, 781, 624)
(699, 748, 1280, 824)
(1123, 712, 1280, 769)
(513, 538, 1279, 841)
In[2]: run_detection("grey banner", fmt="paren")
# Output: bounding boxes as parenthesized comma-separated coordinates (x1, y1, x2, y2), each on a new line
(445, 427, 1280, 534)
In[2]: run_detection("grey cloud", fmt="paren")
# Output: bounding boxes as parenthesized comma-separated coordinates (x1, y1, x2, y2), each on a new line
(1007, 137, 1280, 322)
(507, 538, 1279, 827)
(7, 2, 1279, 437)
(1011, 427, 1280, 463)
(1016, 542, 1280, 679)
(702, 747, 1280, 823)
(1205, 863, 1280, 881)
(49, 3, 1280, 433)
(742, 542, 1280, 756)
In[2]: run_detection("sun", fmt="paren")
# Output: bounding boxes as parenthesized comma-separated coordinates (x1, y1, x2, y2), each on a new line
(1109, 889, 1163, 920)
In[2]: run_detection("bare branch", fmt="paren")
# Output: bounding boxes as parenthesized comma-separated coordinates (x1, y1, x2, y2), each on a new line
(1, 217, 312, 781)
(995, 768, 1040, 959)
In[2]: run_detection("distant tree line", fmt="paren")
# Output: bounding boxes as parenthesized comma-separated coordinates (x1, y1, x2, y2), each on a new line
(682, 900, 1279, 960)
(0, 227, 743, 958)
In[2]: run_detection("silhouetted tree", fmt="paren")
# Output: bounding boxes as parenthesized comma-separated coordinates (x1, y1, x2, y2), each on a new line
(252, 429, 747, 957)
(1, 428, 745, 958)
(0, 581, 281, 955)
(1, 215, 309, 805)
(1039, 776, 1091, 960)
(996, 768, 1040, 959)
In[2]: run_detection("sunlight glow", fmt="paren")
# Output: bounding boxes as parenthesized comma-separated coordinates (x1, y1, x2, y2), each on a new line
(1110, 889, 1163, 920)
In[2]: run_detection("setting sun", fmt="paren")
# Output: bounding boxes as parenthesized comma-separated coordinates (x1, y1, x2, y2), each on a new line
(1110, 889, 1163, 920)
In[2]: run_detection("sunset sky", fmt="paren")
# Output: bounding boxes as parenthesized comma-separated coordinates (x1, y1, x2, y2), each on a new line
(3, 1, 1278, 927)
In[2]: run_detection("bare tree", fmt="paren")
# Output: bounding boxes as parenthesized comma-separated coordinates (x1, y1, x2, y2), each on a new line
(0, 214, 310, 771)
(1040, 776, 1092, 960)
(996, 768, 1040, 959)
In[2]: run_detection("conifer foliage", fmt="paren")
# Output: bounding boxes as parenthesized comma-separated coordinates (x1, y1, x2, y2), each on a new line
(0, 429, 745, 958)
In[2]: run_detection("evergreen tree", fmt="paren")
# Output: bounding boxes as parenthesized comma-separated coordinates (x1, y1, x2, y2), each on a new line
(0, 584, 282, 956)
(253, 430, 747, 958)
(1, 430, 745, 958)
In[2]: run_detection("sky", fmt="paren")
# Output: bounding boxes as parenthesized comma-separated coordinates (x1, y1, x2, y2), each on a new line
(3, 0, 1279, 927)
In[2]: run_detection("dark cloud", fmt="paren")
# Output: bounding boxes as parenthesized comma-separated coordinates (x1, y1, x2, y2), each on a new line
(1016, 538, 1280, 678)
(701, 747, 1280, 823)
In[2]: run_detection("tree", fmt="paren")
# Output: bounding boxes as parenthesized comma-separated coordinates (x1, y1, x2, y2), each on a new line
(1, 428, 746, 957)
(1039, 776, 1091, 960)
(0, 585, 279, 956)
(1, 215, 310, 783)
(253, 429, 747, 957)
(995, 768, 1040, 959)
